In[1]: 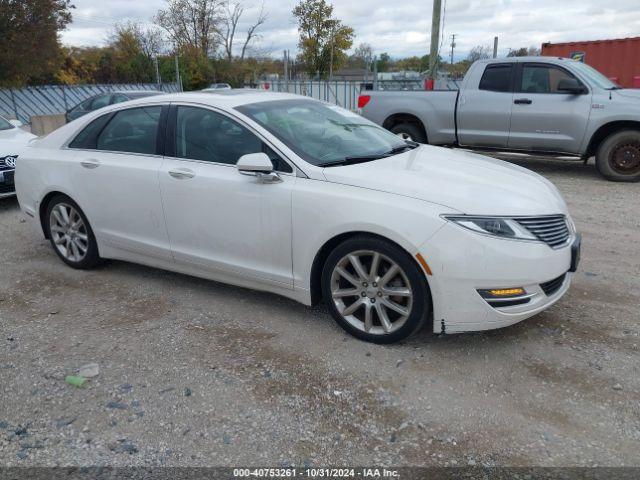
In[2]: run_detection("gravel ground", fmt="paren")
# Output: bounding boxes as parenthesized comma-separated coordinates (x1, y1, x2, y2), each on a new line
(0, 155, 639, 467)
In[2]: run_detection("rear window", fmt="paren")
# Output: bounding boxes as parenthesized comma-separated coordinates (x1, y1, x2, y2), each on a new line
(479, 64, 513, 92)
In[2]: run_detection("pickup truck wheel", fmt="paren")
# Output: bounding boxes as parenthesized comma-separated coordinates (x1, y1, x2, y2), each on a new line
(595, 130, 640, 182)
(390, 123, 427, 144)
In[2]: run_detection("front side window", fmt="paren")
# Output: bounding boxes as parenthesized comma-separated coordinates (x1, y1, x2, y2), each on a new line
(96, 106, 161, 155)
(479, 64, 513, 92)
(174, 106, 292, 172)
(235, 100, 408, 166)
(520, 65, 580, 93)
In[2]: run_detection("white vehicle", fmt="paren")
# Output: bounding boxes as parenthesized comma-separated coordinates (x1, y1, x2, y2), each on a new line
(15, 92, 580, 343)
(0, 115, 37, 199)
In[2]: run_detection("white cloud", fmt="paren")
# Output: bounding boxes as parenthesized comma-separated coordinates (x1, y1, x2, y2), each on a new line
(61, 0, 640, 60)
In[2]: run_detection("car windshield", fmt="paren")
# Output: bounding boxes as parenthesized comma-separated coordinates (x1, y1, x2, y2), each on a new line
(235, 99, 412, 166)
(0, 116, 13, 130)
(571, 62, 620, 89)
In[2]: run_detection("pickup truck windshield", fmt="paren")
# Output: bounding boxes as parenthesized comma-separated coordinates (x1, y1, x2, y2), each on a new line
(236, 99, 410, 166)
(571, 62, 620, 89)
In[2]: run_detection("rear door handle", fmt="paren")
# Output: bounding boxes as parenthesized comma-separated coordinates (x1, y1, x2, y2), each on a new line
(168, 168, 195, 179)
(514, 98, 532, 105)
(80, 159, 100, 169)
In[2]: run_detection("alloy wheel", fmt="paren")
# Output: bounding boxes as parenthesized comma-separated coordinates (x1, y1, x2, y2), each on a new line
(330, 250, 413, 335)
(49, 203, 89, 262)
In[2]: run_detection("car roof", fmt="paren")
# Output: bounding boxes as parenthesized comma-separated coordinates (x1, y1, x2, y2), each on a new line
(478, 56, 574, 66)
(112, 90, 162, 95)
(120, 90, 309, 109)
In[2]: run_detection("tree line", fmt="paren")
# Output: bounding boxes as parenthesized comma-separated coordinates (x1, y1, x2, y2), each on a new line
(0, 0, 542, 90)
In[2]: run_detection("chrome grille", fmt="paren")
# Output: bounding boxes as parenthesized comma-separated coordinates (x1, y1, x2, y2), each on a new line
(514, 215, 570, 249)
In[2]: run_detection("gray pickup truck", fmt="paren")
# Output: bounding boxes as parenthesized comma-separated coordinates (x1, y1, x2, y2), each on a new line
(359, 56, 640, 182)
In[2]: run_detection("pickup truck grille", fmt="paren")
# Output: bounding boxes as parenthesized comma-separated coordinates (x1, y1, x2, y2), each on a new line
(514, 215, 570, 249)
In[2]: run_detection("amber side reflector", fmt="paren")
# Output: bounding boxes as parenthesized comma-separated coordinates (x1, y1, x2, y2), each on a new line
(415, 253, 433, 276)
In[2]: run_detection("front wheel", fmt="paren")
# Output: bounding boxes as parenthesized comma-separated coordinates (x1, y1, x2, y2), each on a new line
(45, 194, 102, 269)
(321, 235, 431, 344)
(595, 130, 640, 182)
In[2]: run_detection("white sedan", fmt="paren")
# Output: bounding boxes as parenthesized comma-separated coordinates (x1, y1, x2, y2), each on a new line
(0, 115, 36, 199)
(15, 92, 580, 343)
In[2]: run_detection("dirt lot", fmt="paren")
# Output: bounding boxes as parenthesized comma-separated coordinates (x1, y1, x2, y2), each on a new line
(1, 156, 639, 467)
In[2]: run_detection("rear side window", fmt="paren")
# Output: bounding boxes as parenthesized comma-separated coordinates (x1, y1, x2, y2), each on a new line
(479, 64, 513, 92)
(95, 107, 161, 155)
(68, 113, 113, 149)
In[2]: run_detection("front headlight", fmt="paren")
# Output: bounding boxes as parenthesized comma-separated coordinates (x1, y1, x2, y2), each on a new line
(443, 215, 537, 241)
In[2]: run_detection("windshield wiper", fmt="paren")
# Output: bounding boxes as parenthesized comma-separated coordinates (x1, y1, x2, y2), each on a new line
(319, 154, 389, 167)
(318, 143, 420, 168)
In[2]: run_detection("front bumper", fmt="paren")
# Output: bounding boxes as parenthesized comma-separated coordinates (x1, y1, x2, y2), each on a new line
(421, 222, 576, 334)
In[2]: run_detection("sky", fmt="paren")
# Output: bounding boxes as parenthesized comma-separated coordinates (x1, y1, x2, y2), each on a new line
(62, 0, 640, 61)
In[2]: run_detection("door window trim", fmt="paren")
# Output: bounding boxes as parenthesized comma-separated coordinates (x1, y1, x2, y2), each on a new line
(514, 62, 590, 95)
(164, 101, 299, 176)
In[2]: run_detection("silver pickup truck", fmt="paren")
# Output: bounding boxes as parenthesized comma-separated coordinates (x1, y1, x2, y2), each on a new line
(359, 56, 640, 182)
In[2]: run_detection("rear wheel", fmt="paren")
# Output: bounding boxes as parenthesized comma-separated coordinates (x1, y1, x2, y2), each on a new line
(595, 130, 640, 182)
(45, 194, 101, 269)
(390, 123, 427, 143)
(321, 235, 430, 344)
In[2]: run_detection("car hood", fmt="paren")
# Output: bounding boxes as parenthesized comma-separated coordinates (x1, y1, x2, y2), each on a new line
(0, 128, 37, 154)
(614, 89, 640, 101)
(321, 145, 568, 216)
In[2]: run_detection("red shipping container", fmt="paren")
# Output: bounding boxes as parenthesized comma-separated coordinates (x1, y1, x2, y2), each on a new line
(541, 37, 640, 88)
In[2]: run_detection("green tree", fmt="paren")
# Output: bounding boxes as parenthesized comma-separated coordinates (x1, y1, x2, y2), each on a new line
(376, 52, 391, 72)
(507, 46, 540, 57)
(348, 42, 373, 69)
(292, 0, 354, 78)
(0, 0, 73, 87)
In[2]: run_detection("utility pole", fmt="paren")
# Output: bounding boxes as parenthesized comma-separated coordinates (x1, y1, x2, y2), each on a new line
(283, 50, 288, 82)
(493, 36, 499, 58)
(154, 55, 161, 86)
(449, 34, 456, 65)
(428, 0, 443, 84)
(329, 26, 335, 80)
(174, 55, 182, 91)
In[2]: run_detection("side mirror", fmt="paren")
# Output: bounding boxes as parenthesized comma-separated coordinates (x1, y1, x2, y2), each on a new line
(557, 78, 587, 95)
(236, 153, 281, 183)
(9, 119, 22, 128)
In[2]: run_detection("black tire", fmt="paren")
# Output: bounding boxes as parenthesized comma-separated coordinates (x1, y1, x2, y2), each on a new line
(390, 123, 427, 143)
(44, 194, 102, 269)
(321, 235, 431, 344)
(595, 130, 640, 182)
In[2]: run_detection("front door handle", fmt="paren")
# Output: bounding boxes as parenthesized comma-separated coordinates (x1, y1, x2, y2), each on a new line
(168, 168, 195, 179)
(80, 159, 100, 169)
(514, 98, 533, 105)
